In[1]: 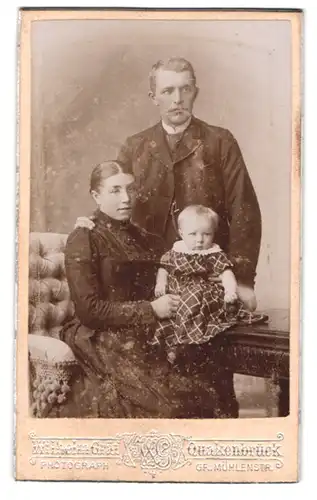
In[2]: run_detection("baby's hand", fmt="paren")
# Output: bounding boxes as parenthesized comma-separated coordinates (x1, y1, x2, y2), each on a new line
(154, 283, 167, 298)
(74, 216, 95, 230)
(224, 290, 238, 303)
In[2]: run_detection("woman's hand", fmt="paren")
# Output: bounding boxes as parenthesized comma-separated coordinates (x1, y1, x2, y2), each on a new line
(237, 284, 257, 311)
(74, 216, 95, 230)
(151, 294, 180, 319)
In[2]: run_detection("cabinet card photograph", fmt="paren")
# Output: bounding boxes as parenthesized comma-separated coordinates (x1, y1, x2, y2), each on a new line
(15, 8, 302, 482)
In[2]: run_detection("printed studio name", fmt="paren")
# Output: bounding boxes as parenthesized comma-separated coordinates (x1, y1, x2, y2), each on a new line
(31, 439, 282, 460)
(31, 440, 121, 457)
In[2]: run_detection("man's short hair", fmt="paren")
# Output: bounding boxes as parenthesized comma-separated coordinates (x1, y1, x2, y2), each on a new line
(149, 57, 197, 93)
(178, 205, 219, 231)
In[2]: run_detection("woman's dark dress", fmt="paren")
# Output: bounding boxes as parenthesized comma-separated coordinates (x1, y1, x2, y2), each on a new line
(60, 210, 237, 419)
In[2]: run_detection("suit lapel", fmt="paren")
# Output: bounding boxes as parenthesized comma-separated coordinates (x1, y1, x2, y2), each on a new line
(172, 117, 203, 163)
(148, 123, 173, 168)
(148, 118, 202, 166)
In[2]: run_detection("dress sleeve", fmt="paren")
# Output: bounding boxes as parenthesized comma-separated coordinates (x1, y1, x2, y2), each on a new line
(65, 228, 156, 331)
(209, 251, 234, 277)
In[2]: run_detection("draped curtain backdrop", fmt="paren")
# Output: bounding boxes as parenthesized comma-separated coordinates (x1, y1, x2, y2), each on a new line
(30, 19, 291, 312)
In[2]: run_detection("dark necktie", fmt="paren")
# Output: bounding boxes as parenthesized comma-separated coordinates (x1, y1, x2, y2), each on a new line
(165, 132, 183, 153)
(163, 133, 184, 245)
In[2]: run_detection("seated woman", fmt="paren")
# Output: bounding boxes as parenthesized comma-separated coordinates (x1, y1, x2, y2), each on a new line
(61, 160, 234, 419)
(60, 160, 181, 418)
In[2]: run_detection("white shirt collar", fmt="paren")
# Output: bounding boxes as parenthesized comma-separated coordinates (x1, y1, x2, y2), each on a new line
(161, 116, 192, 135)
(172, 240, 222, 255)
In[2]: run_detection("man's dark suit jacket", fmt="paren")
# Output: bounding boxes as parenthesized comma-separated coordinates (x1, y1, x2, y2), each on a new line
(117, 116, 261, 288)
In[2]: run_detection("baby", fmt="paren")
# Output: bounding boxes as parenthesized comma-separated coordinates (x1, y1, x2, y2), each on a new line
(152, 204, 267, 363)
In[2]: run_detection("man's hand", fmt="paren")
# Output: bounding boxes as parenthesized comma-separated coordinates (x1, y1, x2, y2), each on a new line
(74, 216, 95, 230)
(237, 284, 257, 311)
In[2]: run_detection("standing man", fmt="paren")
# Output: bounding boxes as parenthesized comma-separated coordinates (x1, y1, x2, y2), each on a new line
(117, 57, 261, 313)
(116, 58, 262, 419)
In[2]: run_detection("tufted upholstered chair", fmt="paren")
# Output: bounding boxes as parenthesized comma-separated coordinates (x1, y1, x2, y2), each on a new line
(28, 232, 79, 417)
(29, 232, 74, 338)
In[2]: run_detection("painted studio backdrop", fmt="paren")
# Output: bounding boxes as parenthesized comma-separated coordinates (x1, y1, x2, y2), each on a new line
(30, 19, 291, 318)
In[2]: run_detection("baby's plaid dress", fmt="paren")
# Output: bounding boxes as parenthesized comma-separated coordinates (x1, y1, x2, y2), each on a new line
(153, 241, 267, 347)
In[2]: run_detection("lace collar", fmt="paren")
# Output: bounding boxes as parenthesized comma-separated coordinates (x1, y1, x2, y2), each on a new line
(172, 240, 222, 255)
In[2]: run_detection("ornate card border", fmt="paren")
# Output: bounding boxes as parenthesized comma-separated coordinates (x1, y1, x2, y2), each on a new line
(15, 9, 301, 482)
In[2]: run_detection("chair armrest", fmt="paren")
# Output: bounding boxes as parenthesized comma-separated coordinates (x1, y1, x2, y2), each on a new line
(28, 334, 78, 417)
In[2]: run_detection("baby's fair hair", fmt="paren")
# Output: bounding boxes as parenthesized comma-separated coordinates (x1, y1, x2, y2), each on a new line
(178, 205, 219, 232)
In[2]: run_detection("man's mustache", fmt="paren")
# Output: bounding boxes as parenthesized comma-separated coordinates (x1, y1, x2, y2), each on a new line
(168, 107, 190, 112)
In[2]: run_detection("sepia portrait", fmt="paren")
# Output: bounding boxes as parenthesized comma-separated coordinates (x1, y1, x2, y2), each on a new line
(16, 9, 301, 482)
